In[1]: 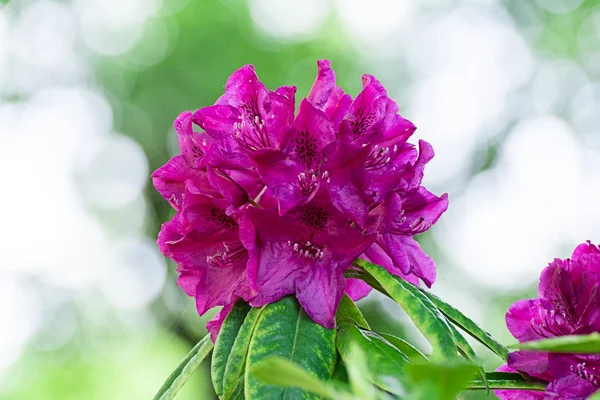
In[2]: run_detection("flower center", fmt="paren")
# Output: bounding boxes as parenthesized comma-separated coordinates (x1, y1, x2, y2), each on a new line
(297, 170, 318, 196)
(234, 95, 271, 153)
(530, 301, 576, 337)
(206, 206, 238, 231)
(288, 240, 325, 262)
(570, 361, 600, 387)
(388, 209, 427, 234)
(301, 205, 331, 232)
(365, 144, 398, 171)
(291, 131, 328, 197)
(234, 114, 270, 152)
(207, 241, 247, 267)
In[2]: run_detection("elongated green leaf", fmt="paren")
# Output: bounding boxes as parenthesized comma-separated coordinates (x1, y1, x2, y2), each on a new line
(336, 294, 370, 329)
(418, 288, 509, 359)
(483, 372, 527, 381)
(336, 324, 409, 395)
(153, 335, 214, 400)
(448, 324, 475, 360)
(245, 296, 337, 399)
(355, 260, 457, 360)
(466, 379, 546, 391)
(446, 323, 487, 390)
(221, 306, 265, 399)
(516, 333, 600, 353)
(344, 342, 379, 400)
(251, 356, 353, 400)
(211, 301, 251, 397)
(464, 372, 545, 391)
(378, 333, 428, 363)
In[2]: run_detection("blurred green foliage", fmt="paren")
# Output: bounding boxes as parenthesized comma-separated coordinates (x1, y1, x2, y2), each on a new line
(1, 329, 212, 400)
(98, 0, 367, 233)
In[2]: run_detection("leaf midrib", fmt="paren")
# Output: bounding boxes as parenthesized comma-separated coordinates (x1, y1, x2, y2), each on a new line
(281, 304, 303, 399)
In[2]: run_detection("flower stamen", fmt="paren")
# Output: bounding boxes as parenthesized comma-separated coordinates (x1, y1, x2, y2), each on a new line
(287, 240, 325, 262)
(207, 241, 247, 267)
(365, 144, 398, 171)
(297, 170, 319, 196)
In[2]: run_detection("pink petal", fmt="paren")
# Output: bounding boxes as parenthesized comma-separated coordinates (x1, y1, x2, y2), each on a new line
(344, 278, 372, 301)
(296, 260, 346, 329)
(506, 299, 546, 343)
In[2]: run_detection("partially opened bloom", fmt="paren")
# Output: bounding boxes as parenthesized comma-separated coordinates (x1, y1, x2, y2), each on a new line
(496, 241, 600, 400)
(153, 60, 447, 339)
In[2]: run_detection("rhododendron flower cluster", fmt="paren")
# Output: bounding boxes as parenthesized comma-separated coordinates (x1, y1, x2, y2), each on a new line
(497, 241, 600, 400)
(153, 60, 448, 339)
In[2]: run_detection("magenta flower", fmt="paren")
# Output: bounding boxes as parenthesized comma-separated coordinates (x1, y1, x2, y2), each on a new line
(367, 152, 448, 288)
(157, 194, 255, 315)
(496, 241, 600, 400)
(308, 61, 419, 228)
(251, 99, 337, 215)
(193, 65, 296, 163)
(304, 61, 447, 288)
(152, 111, 214, 210)
(153, 60, 447, 338)
(241, 189, 376, 328)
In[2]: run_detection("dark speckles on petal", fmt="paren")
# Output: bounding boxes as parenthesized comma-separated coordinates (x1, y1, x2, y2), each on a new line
(294, 131, 321, 169)
(352, 107, 377, 138)
(207, 206, 238, 231)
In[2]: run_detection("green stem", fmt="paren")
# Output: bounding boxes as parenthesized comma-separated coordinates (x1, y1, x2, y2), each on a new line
(465, 379, 547, 391)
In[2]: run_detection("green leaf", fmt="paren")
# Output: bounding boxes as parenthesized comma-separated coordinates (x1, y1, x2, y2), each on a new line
(466, 379, 546, 391)
(463, 372, 546, 391)
(228, 377, 245, 400)
(355, 260, 458, 360)
(250, 356, 353, 400)
(331, 355, 349, 384)
(405, 361, 478, 400)
(446, 323, 487, 391)
(515, 333, 600, 353)
(336, 324, 409, 395)
(378, 333, 428, 363)
(344, 342, 380, 400)
(417, 288, 509, 359)
(336, 294, 370, 329)
(447, 324, 475, 360)
(211, 301, 251, 397)
(153, 334, 214, 400)
(221, 306, 265, 399)
(482, 372, 527, 381)
(245, 296, 337, 399)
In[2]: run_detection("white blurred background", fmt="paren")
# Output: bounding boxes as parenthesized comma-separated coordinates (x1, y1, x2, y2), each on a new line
(0, 0, 598, 398)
